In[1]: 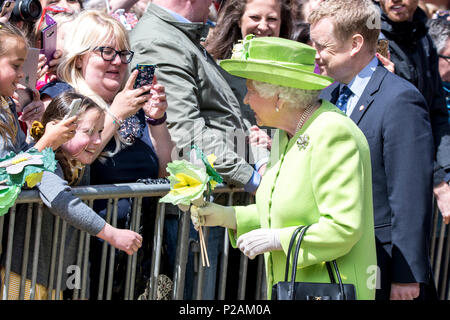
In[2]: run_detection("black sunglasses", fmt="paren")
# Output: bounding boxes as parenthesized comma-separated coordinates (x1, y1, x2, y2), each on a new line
(94, 46, 134, 64)
(439, 54, 450, 63)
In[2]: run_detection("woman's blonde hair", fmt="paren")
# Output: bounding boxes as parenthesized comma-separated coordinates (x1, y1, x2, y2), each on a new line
(57, 9, 131, 157)
(58, 9, 131, 110)
(0, 23, 29, 146)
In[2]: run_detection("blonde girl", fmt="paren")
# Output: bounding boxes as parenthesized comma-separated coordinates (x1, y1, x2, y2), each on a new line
(0, 25, 143, 298)
(0, 22, 77, 155)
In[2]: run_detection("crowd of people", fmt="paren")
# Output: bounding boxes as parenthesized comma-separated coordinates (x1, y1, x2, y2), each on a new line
(0, 0, 449, 301)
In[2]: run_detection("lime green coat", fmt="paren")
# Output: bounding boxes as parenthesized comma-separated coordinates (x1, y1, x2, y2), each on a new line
(230, 101, 377, 300)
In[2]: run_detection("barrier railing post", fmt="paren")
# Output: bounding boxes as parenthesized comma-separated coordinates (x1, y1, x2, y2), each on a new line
(47, 215, 60, 299)
(149, 202, 165, 300)
(255, 254, 266, 300)
(172, 208, 191, 300)
(97, 198, 113, 300)
(430, 200, 439, 263)
(217, 192, 233, 300)
(2, 205, 16, 300)
(55, 221, 68, 299)
(30, 203, 43, 300)
(106, 198, 119, 300)
(73, 228, 85, 300)
(80, 231, 90, 299)
(434, 222, 447, 286)
(19, 203, 33, 299)
(128, 196, 143, 300)
(439, 227, 450, 300)
(193, 227, 208, 300)
(237, 253, 248, 300)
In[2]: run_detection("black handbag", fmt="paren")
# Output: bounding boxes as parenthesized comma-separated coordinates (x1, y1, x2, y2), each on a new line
(272, 226, 356, 300)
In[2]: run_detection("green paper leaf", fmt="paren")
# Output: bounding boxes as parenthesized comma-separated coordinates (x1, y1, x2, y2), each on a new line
(0, 185, 21, 216)
(191, 145, 223, 184)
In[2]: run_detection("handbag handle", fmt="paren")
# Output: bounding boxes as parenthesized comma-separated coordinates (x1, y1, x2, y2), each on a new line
(287, 225, 347, 300)
(284, 226, 306, 282)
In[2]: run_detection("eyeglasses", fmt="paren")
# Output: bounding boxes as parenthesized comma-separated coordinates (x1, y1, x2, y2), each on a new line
(439, 54, 450, 63)
(93, 46, 134, 64)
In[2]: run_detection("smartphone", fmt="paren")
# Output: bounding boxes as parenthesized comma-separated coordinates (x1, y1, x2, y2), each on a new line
(0, 0, 15, 19)
(63, 98, 82, 120)
(19, 47, 40, 89)
(40, 21, 57, 65)
(133, 64, 156, 90)
(17, 47, 40, 110)
(376, 39, 389, 58)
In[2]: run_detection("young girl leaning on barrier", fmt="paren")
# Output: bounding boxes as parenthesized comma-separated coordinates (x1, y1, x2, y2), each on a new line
(0, 87, 143, 298)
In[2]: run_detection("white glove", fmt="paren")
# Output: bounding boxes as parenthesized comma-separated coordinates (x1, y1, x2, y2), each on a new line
(237, 228, 282, 260)
(177, 197, 206, 212)
(177, 204, 190, 212)
(190, 202, 237, 230)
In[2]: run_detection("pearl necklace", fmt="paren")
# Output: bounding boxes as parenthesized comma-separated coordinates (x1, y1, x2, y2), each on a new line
(294, 104, 315, 135)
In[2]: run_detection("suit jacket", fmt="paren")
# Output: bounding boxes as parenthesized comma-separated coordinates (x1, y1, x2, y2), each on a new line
(379, 6, 450, 184)
(320, 64, 434, 288)
(230, 101, 377, 300)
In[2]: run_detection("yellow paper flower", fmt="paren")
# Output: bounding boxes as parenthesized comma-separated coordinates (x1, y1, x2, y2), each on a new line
(25, 172, 44, 188)
(159, 160, 209, 206)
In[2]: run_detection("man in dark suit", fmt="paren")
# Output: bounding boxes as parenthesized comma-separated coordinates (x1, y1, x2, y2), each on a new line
(309, 0, 435, 300)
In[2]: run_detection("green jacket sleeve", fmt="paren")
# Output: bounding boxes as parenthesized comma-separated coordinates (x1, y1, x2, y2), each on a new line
(229, 204, 260, 248)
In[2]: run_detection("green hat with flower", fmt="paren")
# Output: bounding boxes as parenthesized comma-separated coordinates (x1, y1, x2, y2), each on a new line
(220, 34, 333, 90)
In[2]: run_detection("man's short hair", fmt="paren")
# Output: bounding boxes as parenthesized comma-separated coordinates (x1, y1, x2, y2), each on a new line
(308, 0, 381, 52)
(427, 18, 450, 54)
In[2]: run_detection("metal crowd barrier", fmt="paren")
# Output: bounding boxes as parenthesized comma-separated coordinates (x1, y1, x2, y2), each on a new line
(0, 182, 266, 300)
(430, 199, 450, 300)
(0, 181, 449, 300)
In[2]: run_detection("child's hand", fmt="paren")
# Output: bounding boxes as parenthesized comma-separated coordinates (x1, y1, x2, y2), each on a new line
(109, 228, 143, 255)
(143, 75, 168, 120)
(96, 223, 143, 255)
(34, 116, 78, 151)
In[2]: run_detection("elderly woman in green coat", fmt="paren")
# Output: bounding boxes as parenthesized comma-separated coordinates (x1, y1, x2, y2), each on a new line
(190, 35, 377, 300)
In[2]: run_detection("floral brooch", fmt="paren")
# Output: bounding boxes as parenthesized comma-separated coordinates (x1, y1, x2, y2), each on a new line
(296, 134, 310, 151)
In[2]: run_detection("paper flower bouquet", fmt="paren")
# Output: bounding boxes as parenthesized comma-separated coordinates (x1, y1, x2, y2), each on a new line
(0, 148, 57, 216)
(159, 145, 223, 266)
(159, 145, 222, 207)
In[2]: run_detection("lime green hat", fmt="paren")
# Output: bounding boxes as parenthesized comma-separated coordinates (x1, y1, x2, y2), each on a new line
(220, 34, 333, 90)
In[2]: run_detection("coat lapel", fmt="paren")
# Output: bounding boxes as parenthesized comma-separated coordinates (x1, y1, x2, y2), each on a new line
(350, 65, 388, 124)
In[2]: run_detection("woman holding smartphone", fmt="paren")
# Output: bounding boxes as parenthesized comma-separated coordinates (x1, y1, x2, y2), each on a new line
(56, 9, 174, 298)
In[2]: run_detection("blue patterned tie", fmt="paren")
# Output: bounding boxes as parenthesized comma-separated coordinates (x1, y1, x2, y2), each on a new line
(335, 85, 353, 114)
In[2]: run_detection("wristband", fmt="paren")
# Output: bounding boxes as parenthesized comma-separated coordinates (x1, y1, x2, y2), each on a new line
(106, 109, 124, 127)
(145, 112, 167, 126)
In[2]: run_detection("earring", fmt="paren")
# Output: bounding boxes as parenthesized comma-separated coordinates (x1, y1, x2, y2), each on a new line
(276, 95, 281, 112)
